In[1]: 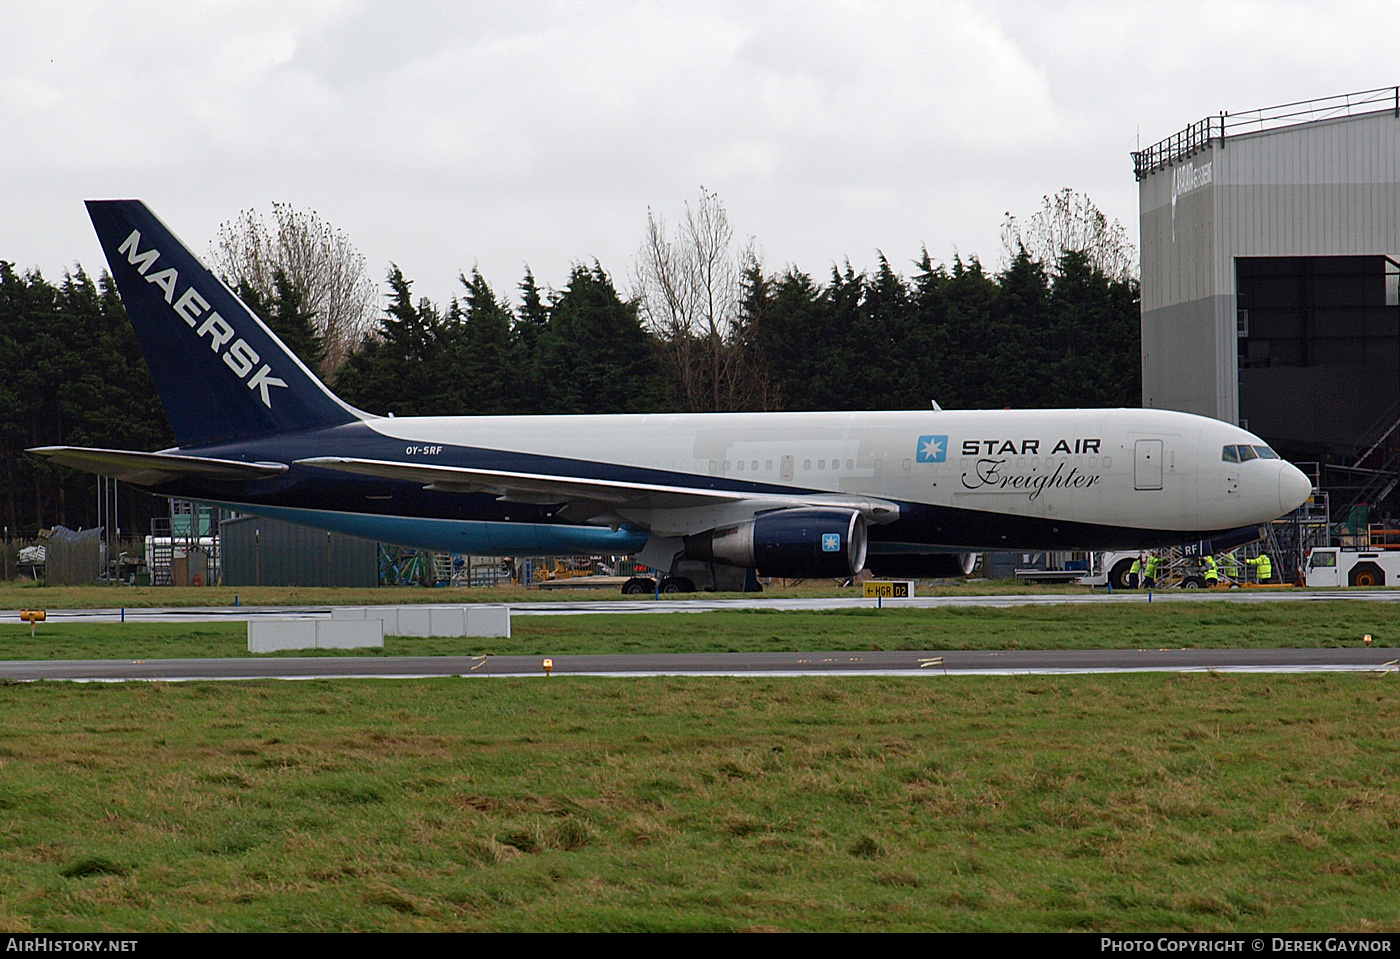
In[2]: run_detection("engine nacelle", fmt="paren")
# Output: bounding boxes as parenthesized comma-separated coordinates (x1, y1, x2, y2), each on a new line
(684, 508, 868, 579)
(865, 552, 977, 579)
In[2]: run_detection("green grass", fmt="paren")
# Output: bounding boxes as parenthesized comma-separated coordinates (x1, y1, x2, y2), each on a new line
(0, 674, 1396, 931)
(0, 602, 1395, 660)
(506, 603, 1400, 655)
(0, 603, 1396, 931)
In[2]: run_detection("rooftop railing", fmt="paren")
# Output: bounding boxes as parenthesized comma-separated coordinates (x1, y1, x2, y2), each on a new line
(1132, 86, 1400, 180)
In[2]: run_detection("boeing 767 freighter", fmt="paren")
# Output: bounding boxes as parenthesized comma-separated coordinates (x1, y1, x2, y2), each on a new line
(32, 201, 1312, 586)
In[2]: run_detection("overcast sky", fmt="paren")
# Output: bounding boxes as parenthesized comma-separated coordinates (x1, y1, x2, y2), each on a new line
(1, 0, 1395, 309)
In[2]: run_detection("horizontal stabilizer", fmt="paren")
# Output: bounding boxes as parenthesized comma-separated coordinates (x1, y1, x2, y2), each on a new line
(30, 447, 289, 486)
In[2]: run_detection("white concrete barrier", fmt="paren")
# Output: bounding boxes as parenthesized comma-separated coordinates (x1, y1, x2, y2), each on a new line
(394, 605, 434, 637)
(332, 605, 400, 633)
(248, 619, 317, 652)
(327, 605, 510, 638)
(429, 606, 466, 637)
(316, 619, 384, 649)
(248, 618, 384, 651)
(466, 605, 511, 638)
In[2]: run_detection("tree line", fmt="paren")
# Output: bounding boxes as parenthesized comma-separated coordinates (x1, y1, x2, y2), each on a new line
(0, 190, 1139, 537)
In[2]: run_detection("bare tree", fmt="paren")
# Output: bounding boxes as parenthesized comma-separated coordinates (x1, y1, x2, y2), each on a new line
(210, 203, 378, 378)
(1001, 188, 1138, 282)
(633, 187, 754, 411)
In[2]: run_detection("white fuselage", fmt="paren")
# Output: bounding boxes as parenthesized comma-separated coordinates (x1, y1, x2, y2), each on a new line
(358, 406, 1310, 541)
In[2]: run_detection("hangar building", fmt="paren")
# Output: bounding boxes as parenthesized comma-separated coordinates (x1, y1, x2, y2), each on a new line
(1136, 87, 1400, 511)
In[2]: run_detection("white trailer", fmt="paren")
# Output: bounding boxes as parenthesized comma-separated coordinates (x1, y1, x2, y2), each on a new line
(1071, 551, 1142, 589)
(1017, 550, 1217, 589)
(1074, 550, 1228, 589)
(1304, 547, 1400, 587)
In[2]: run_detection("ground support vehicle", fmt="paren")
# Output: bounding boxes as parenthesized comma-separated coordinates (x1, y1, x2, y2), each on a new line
(1011, 551, 1099, 585)
(1304, 547, 1400, 587)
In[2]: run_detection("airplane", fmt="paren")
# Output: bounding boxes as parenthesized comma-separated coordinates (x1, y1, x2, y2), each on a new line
(31, 200, 1314, 591)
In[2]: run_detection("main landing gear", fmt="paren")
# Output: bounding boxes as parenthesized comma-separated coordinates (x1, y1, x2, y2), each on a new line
(621, 576, 697, 594)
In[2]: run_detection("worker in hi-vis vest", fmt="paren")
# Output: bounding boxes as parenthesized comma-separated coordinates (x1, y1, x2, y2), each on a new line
(1219, 552, 1241, 582)
(1143, 553, 1163, 589)
(1203, 554, 1219, 587)
(1245, 553, 1273, 584)
(1128, 556, 1142, 589)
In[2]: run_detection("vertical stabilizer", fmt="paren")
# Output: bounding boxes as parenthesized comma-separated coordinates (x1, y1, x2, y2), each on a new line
(86, 200, 365, 447)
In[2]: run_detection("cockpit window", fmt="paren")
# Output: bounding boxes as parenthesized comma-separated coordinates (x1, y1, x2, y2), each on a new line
(1224, 444, 1280, 462)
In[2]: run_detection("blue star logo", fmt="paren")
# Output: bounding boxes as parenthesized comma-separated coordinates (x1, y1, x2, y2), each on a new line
(822, 533, 841, 552)
(916, 435, 948, 463)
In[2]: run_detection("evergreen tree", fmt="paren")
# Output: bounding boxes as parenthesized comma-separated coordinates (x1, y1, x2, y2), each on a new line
(539, 263, 665, 413)
(750, 266, 823, 411)
(0, 265, 170, 534)
(269, 268, 326, 373)
(450, 269, 517, 414)
(987, 246, 1053, 407)
(0, 263, 60, 528)
(854, 254, 916, 409)
(732, 260, 776, 411)
(336, 266, 447, 416)
(1047, 249, 1141, 408)
(512, 268, 551, 411)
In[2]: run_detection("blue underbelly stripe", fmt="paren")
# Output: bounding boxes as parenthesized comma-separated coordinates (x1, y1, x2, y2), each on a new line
(203, 501, 650, 555)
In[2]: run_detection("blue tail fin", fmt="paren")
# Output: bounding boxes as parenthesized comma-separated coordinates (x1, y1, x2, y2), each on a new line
(86, 200, 365, 448)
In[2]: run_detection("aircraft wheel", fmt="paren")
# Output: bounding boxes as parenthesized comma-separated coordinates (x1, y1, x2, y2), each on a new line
(621, 577, 655, 594)
(1108, 558, 1135, 590)
(1179, 576, 1207, 589)
(659, 577, 695, 594)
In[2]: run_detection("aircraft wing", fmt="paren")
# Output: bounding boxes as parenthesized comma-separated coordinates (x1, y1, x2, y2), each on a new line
(29, 447, 290, 486)
(294, 456, 901, 530)
(297, 456, 762, 508)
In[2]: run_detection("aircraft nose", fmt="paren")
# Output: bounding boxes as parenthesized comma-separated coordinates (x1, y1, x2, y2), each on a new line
(1279, 463, 1312, 514)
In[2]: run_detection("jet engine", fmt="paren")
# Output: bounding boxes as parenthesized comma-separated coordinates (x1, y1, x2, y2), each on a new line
(865, 552, 977, 578)
(684, 507, 868, 579)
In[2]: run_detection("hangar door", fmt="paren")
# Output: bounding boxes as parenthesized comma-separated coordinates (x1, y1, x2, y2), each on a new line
(1134, 439, 1163, 490)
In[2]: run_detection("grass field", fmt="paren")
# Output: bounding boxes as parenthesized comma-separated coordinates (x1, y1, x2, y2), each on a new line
(0, 601, 1395, 661)
(0, 598, 1397, 931)
(0, 673, 1396, 932)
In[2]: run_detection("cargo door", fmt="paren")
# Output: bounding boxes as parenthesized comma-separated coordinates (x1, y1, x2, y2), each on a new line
(1134, 439, 1163, 490)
